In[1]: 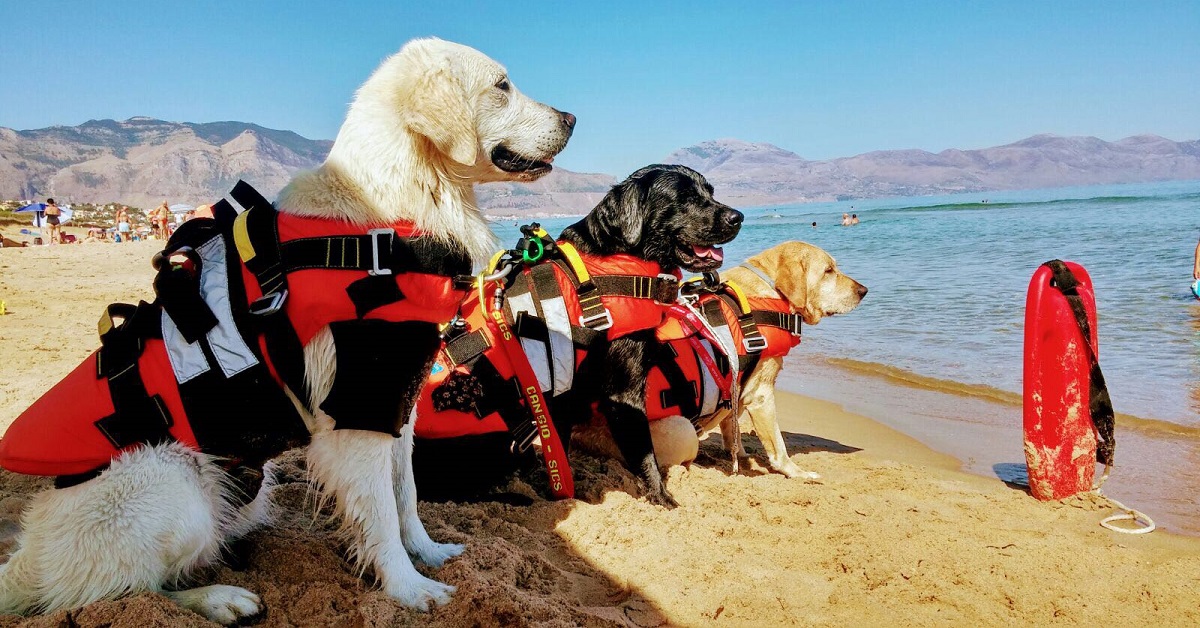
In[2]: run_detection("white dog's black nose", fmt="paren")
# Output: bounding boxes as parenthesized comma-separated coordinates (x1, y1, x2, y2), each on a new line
(559, 111, 576, 130)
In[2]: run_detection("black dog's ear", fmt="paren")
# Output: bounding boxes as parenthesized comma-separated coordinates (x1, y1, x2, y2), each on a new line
(584, 180, 647, 252)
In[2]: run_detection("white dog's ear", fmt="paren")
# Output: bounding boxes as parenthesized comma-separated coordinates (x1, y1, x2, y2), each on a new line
(404, 68, 478, 166)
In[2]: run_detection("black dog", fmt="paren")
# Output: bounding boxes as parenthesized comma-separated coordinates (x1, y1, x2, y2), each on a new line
(414, 165, 742, 506)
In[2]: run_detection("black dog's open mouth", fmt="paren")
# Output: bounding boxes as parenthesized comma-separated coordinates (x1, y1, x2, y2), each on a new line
(491, 145, 553, 176)
(676, 242, 728, 272)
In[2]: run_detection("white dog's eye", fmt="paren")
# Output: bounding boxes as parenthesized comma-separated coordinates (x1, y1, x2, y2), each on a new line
(825, 266, 835, 274)
(495, 78, 510, 92)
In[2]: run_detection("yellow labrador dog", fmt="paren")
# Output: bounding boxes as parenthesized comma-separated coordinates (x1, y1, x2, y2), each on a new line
(0, 38, 572, 623)
(575, 241, 866, 479)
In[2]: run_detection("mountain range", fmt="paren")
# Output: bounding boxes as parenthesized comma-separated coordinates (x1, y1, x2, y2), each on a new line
(2, 118, 1198, 213)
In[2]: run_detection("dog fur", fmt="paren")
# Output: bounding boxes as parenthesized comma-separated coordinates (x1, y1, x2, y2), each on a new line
(574, 241, 867, 479)
(0, 38, 573, 623)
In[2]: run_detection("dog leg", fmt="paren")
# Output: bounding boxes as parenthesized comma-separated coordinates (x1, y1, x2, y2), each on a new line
(742, 358, 821, 480)
(600, 337, 677, 507)
(0, 443, 258, 622)
(394, 412, 464, 567)
(720, 412, 743, 474)
(224, 460, 278, 541)
(307, 430, 454, 610)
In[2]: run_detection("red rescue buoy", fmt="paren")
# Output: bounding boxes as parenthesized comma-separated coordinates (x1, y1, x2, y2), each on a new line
(1022, 260, 1113, 501)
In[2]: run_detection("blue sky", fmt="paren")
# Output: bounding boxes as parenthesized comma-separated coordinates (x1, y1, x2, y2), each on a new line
(1, 1, 1196, 176)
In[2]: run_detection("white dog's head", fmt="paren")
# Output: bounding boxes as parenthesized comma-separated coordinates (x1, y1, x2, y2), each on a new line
(358, 38, 574, 183)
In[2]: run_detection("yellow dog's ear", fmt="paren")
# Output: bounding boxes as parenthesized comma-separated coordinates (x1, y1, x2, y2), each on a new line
(403, 67, 479, 166)
(757, 243, 819, 324)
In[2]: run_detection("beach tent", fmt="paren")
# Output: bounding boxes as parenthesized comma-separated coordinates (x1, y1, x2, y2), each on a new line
(15, 202, 72, 227)
(168, 203, 193, 214)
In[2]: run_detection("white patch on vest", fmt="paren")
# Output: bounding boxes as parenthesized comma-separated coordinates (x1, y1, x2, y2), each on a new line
(196, 237, 259, 378)
(539, 295, 575, 396)
(162, 314, 210, 383)
(508, 292, 552, 393)
(698, 339, 720, 416)
(224, 192, 248, 214)
(162, 236, 260, 384)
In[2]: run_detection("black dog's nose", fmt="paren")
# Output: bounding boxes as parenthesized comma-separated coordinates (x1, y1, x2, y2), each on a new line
(559, 111, 576, 129)
(723, 209, 744, 227)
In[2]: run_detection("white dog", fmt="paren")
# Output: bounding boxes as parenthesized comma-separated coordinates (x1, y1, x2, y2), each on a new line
(0, 38, 573, 623)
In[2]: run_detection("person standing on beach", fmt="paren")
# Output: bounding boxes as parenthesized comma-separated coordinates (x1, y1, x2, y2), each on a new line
(115, 207, 131, 243)
(43, 198, 62, 244)
(153, 201, 170, 239)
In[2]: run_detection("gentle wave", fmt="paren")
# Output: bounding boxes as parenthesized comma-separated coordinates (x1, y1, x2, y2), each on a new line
(822, 356, 1200, 441)
(878, 191, 1200, 214)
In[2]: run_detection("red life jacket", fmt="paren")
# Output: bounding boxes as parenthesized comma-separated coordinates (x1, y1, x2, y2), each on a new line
(0, 181, 471, 480)
(643, 280, 802, 424)
(415, 241, 680, 444)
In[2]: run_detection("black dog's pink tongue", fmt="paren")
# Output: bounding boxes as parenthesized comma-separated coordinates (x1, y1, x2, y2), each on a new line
(692, 245, 724, 261)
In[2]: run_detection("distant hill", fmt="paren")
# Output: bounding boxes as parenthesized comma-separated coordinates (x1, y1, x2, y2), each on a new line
(666, 135, 1200, 206)
(3, 118, 1198, 213)
(0, 118, 614, 214)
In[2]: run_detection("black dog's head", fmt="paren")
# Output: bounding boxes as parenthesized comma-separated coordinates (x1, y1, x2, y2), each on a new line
(560, 165, 743, 272)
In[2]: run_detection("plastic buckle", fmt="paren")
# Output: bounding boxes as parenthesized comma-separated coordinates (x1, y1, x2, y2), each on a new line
(249, 290, 288, 317)
(579, 309, 614, 331)
(368, 228, 394, 276)
(743, 335, 768, 353)
(512, 422, 538, 453)
(442, 315, 469, 340)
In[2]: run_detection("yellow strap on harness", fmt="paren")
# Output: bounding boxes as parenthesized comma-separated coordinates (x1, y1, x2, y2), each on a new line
(97, 308, 115, 337)
(555, 241, 591, 284)
(722, 280, 754, 315)
(232, 210, 257, 263)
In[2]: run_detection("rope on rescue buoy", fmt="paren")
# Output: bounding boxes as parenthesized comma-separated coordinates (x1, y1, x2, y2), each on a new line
(1091, 462, 1155, 535)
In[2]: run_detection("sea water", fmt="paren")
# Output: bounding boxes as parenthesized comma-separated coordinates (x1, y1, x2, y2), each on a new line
(492, 179, 1200, 533)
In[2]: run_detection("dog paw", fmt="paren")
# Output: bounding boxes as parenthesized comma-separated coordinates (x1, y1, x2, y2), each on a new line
(775, 460, 822, 481)
(166, 584, 261, 625)
(388, 574, 456, 611)
(645, 489, 679, 509)
(412, 541, 465, 568)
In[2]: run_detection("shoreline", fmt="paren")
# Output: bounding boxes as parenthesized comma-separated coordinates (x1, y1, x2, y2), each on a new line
(780, 353, 1200, 537)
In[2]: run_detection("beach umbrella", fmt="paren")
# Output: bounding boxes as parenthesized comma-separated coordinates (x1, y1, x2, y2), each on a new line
(15, 202, 71, 227)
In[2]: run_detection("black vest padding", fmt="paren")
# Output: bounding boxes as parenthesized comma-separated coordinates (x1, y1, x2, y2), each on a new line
(321, 320, 443, 436)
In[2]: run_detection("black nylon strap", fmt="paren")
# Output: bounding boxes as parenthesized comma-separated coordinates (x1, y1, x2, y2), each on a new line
(1043, 260, 1116, 467)
(96, 301, 161, 378)
(444, 330, 491, 367)
(718, 293, 770, 350)
(592, 275, 679, 303)
(236, 197, 309, 408)
(277, 234, 471, 277)
(751, 310, 803, 336)
(655, 343, 700, 420)
(154, 264, 219, 344)
(470, 358, 538, 451)
(93, 303, 174, 449)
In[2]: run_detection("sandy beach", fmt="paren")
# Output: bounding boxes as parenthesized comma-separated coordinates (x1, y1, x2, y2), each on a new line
(1, 242, 1199, 627)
